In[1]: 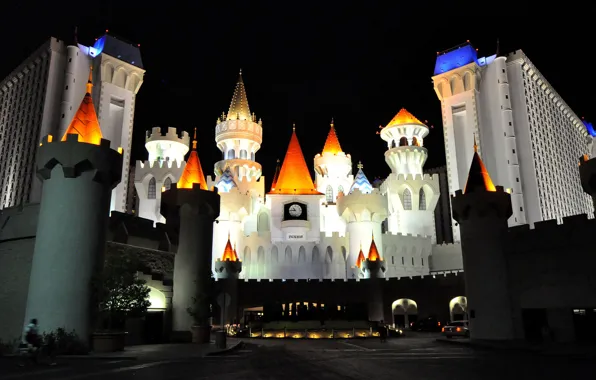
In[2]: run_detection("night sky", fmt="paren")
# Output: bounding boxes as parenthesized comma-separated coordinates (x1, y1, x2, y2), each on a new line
(2, 1, 594, 188)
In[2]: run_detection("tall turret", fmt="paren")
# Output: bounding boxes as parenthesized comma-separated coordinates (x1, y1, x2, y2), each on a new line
(337, 163, 387, 269)
(361, 234, 386, 322)
(134, 127, 190, 224)
(314, 120, 353, 235)
(451, 140, 515, 341)
(161, 131, 220, 343)
(379, 108, 440, 242)
(213, 234, 242, 326)
(24, 67, 123, 344)
(214, 70, 263, 191)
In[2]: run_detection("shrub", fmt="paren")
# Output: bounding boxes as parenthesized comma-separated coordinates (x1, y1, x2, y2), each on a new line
(43, 328, 89, 355)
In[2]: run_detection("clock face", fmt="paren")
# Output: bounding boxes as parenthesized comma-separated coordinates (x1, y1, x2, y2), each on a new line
(289, 204, 302, 217)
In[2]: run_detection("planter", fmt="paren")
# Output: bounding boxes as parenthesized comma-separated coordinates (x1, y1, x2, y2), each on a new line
(92, 332, 127, 353)
(191, 325, 211, 344)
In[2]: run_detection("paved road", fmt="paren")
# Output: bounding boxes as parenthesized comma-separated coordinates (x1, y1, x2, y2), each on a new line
(2, 333, 594, 379)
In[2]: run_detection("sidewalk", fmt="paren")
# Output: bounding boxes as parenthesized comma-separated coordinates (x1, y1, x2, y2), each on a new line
(436, 337, 596, 357)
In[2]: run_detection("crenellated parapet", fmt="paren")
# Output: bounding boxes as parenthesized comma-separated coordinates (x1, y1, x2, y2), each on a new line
(145, 126, 190, 164)
(337, 188, 387, 223)
(218, 186, 253, 220)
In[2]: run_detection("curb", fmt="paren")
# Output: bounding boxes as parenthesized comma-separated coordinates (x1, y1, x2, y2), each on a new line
(205, 341, 244, 356)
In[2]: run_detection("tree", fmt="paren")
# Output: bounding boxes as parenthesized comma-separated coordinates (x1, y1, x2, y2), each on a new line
(93, 252, 151, 331)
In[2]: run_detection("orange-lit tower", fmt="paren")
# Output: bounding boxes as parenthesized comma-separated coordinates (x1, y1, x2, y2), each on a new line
(451, 141, 515, 341)
(161, 132, 220, 343)
(214, 234, 243, 326)
(24, 68, 123, 344)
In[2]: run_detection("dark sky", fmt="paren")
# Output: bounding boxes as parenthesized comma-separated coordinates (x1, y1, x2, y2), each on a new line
(2, 1, 595, 188)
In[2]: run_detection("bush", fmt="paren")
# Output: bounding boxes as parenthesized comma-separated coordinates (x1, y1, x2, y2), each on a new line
(43, 328, 89, 355)
(0, 339, 18, 356)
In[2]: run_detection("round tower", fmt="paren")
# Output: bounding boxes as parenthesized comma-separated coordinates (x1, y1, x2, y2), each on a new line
(161, 133, 220, 342)
(360, 235, 386, 323)
(337, 166, 388, 269)
(24, 70, 122, 343)
(134, 127, 190, 225)
(314, 119, 353, 202)
(214, 70, 262, 185)
(379, 108, 440, 241)
(451, 142, 515, 341)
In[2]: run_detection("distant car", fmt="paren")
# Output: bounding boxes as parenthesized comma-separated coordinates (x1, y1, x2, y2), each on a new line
(410, 317, 445, 332)
(442, 321, 469, 338)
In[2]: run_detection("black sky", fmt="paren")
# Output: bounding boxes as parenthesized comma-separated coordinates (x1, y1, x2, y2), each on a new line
(2, 1, 595, 188)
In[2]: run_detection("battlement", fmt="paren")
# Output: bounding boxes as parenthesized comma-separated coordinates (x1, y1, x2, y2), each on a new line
(215, 118, 263, 145)
(136, 159, 186, 170)
(146, 126, 190, 144)
(235, 270, 462, 284)
(388, 173, 438, 182)
(507, 213, 596, 238)
(108, 211, 173, 251)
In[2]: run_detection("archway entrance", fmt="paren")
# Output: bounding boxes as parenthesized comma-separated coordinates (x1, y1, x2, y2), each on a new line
(449, 296, 468, 321)
(392, 299, 418, 329)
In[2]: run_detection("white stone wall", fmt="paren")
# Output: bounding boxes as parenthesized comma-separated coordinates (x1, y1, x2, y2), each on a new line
(134, 160, 185, 224)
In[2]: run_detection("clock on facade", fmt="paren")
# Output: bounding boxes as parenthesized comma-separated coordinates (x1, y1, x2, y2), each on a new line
(284, 202, 307, 220)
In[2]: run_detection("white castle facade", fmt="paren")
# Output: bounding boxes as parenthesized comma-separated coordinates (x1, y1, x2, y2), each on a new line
(135, 72, 463, 281)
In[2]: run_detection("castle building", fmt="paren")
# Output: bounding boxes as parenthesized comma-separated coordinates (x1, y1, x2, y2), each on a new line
(0, 33, 144, 213)
(432, 43, 592, 242)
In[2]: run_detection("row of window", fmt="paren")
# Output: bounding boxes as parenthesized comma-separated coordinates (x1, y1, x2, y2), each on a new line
(147, 177, 172, 199)
(225, 149, 256, 161)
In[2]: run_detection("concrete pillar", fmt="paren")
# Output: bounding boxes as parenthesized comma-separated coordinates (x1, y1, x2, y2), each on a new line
(451, 186, 515, 341)
(24, 135, 122, 343)
(161, 185, 220, 342)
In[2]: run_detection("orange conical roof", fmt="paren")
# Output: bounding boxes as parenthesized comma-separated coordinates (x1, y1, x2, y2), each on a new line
(268, 126, 322, 195)
(386, 108, 425, 128)
(367, 234, 381, 261)
(61, 66, 103, 145)
(356, 245, 366, 268)
(270, 159, 281, 192)
(177, 128, 208, 190)
(464, 137, 496, 194)
(322, 119, 343, 155)
(221, 234, 239, 261)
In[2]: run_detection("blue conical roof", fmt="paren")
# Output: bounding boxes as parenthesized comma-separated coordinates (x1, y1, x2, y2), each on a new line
(216, 167, 237, 192)
(350, 162, 373, 194)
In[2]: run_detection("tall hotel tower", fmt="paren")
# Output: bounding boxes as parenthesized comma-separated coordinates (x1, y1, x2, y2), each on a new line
(432, 42, 592, 242)
(0, 33, 144, 211)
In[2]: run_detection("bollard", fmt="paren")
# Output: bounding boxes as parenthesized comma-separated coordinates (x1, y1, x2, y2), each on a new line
(215, 330, 227, 349)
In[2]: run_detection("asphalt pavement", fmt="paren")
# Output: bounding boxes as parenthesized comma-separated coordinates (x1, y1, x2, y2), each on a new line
(1, 332, 594, 379)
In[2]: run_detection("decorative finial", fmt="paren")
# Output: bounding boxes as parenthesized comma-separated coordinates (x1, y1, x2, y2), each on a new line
(371, 231, 375, 240)
(357, 161, 363, 170)
(473, 134, 478, 153)
(331, 118, 334, 127)
(239, 68, 242, 75)
(85, 66, 93, 94)
(292, 123, 296, 132)
(192, 127, 197, 150)
(276, 158, 280, 163)
(228, 230, 230, 240)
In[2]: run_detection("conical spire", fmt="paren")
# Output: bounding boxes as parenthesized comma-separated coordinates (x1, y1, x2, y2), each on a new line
(269, 127, 322, 195)
(367, 233, 381, 261)
(322, 118, 343, 155)
(227, 69, 251, 121)
(61, 66, 103, 145)
(464, 136, 496, 194)
(270, 159, 281, 192)
(386, 108, 425, 128)
(350, 161, 373, 194)
(177, 128, 208, 190)
(221, 232, 239, 262)
(356, 244, 366, 268)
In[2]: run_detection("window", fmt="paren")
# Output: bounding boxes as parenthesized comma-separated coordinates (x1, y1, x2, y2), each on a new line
(391, 256, 394, 265)
(325, 185, 333, 203)
(148, 177, 156, 199)
(419, 188, 426, 210)
(411, 257, 414, 265)
(403, 189, 412, 210)
(164, 177, 172, 190)
(401, 257, 404, 265)
(505, 95, 509, 99)
(422, 258, 424, 266)
(512, 149, 516, 154)
(502, 68, 505, 73)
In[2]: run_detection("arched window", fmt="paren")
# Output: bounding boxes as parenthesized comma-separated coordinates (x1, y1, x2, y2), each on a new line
(419, 188, 426, 210)
(403, 188, 412, 210)
(148, 177, 156, 199)
(412, 137, 419, 147)
(164, 177, 172, 191)
(227, 149, 236, 159)
(325, 185, 334, 203)
(338, 185, 344, 195)
(251, 152, 255, 161)
(399, 137, 408, 146)
(391, 140, 397, 148)
(240, 149, 248, 159)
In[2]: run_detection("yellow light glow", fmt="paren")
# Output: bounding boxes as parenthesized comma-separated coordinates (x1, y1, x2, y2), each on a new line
(117, 147, 123, 154)
(161, 186, 166, 193)
(47, 134, 53, 142)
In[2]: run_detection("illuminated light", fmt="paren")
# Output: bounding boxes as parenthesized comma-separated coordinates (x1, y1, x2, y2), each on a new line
(117, 147, 123, 154)
(47, 134, 53, 143)
(221, 233, 239, 262)
(106, 29, 109, 32)
(62, 67, 103, 145)
(270, 159, 281, 192)
(356, 245, 365, 268)
(147, 286, 166, 309)
(434, 43, 478, 75)
(582, 120, 596, 137)
(367, 233, 381, 261)
(177, 128, 208, 190)
(268, 129, 322, 195)
(161, 186, 166, 193)
(385, 108, 425, 128)
(321, 119, 343, 155)
(138, 44, 141, 47)
(464, 138, 497, 193)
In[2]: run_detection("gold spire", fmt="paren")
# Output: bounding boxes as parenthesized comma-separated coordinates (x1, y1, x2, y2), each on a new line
(61, 66, 103, 145)
(322, 118, 343, 155)
(227, 69, 251, 121)
(464, 136, 497, 193)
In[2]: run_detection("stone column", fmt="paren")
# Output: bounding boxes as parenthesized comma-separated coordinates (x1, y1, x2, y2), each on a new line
(24, 135, 122, 343)
(161, 185, 220, 342)
(451, 186, 515, 341)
